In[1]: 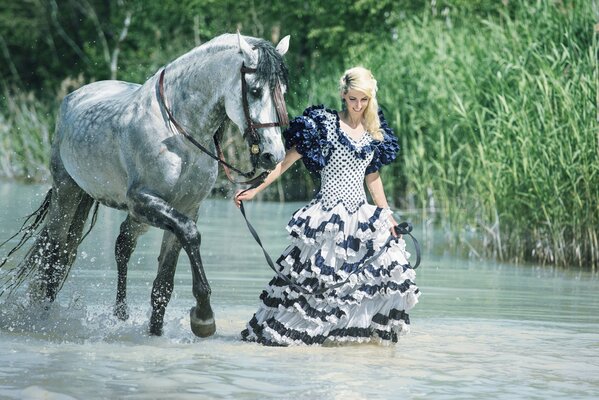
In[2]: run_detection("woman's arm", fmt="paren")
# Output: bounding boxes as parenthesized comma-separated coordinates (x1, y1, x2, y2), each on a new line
(234, 147, 302, 207)
(365, 171, 399, 236)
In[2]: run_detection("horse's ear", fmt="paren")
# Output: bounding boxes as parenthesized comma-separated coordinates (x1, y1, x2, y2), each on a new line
(275, 35, 290, 56)
(237, 31, 258, 66)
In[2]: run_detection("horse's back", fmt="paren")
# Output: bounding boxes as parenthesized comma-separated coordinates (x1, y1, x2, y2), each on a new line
(60, 80, 140, 122)
(54, 80, 145, 207)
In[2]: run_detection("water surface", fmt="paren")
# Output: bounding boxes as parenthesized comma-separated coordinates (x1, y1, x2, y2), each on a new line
(1, 183, 598, 399)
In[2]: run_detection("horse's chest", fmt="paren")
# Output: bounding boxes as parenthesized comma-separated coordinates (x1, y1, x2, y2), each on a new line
(157, 148, 219, 203)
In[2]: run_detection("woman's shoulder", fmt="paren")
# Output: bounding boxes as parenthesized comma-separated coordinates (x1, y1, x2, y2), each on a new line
(301, 104, 338, 122)
(283, 105, 335, 173)
(365, 107, 399, 174)
(375, 108, 395, 141)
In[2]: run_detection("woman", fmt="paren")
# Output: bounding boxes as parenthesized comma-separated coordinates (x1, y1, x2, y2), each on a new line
(235, 66, 420, 346)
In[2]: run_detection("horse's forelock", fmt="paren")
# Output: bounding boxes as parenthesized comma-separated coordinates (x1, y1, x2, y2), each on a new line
(246, 38, 289, 89)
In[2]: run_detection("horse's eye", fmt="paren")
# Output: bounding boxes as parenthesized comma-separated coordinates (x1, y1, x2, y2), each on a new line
(250, 88, 262, 98)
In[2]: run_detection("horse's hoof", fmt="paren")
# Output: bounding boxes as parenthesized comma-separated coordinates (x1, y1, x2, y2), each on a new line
(113, 302, 129, 321)
(190, 307, 216, 338)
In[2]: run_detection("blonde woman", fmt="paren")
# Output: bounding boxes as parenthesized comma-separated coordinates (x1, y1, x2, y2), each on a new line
(235, 66, 419, 346)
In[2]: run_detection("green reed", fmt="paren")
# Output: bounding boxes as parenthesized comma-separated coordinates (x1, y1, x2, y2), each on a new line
(350, 1, 597, 269)
(0, 89, 52, 181)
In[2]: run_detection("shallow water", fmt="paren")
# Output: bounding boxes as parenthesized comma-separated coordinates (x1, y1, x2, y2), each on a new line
(1, 183, 598, 399)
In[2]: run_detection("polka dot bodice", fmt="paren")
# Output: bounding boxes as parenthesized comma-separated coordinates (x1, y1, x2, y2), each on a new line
(318, 129, 374, 212)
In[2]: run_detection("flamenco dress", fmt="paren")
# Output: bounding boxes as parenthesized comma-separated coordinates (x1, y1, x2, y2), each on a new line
(241, 105, 420, 346)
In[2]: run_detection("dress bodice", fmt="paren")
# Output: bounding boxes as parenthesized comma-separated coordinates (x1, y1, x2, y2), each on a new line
(318, 129, 375, 212)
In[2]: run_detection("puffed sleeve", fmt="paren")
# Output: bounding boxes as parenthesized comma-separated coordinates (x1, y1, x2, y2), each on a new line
(283, 105, 330, 173)
(365, 109, 400, 175)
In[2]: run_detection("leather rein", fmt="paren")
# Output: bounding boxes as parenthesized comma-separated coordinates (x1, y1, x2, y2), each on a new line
(158, 63, 288, 186)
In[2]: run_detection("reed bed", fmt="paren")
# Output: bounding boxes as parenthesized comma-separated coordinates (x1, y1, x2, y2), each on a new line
(0, 89, 52, 181)
(354, 1, 597, 269)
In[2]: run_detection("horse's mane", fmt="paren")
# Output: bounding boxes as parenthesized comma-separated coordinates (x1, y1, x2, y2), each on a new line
(194, 34, 288, 87)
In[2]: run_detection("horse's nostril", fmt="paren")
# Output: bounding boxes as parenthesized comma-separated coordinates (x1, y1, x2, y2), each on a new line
(260, 153, 276, 168)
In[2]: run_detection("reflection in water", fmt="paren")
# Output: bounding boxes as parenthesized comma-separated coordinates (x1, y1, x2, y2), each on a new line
(0, 183, 598, 399)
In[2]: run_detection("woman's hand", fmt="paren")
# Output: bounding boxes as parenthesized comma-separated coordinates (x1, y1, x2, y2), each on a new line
(234, 188, 257, 208)
(389, 215, 402, 238)
(232, 148, 303, 209)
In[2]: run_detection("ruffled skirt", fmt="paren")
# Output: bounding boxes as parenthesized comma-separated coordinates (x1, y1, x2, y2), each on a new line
(241, 200, 420, 346)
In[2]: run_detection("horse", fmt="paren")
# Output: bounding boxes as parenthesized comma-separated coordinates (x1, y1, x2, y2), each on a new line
(0, 32, 290, 338)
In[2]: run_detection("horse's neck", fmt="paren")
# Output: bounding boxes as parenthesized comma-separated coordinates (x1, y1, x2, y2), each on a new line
(147, 44, 238, 140)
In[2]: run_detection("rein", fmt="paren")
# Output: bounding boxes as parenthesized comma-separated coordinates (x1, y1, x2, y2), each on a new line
(238, 195, 421, 296)
(158, 63, 287, 186)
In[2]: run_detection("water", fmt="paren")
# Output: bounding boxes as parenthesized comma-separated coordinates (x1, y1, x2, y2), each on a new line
(1, 182, 598, 399)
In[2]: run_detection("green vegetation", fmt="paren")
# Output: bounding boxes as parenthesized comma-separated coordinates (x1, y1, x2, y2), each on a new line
(0, 90, 51, 180)
(0, 0, 596, 269)
(376, 2, 598, 269)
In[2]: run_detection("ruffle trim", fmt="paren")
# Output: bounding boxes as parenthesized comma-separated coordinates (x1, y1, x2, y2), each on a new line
(276, 239, 411, 284)
(335, 115, 377, 160)
(259, 286, 346, 323)
(241, 306, 411, 346)
(365, 109, 400, 174)
(286, 201, 394, 258)
(267, 240, 418, 305)
(261, 274, 419, 321)
(283, 105, 399, 175)
(283, 105, 334, 174)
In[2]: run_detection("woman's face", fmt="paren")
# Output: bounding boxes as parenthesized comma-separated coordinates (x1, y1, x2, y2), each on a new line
(343, 89, 369, 117)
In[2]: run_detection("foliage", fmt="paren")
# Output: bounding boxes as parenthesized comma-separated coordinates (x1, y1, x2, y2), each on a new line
(372, 0, 597, 268)
(0, 90, 52, 181)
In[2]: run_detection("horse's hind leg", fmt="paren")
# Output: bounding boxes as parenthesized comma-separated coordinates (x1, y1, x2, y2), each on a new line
(30, 169, 94, 302)
(114, 216, 148, 320)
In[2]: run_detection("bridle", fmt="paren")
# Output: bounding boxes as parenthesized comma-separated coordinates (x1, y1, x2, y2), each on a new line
(240, 63, 289, 159)
(158, 62, 288, 186)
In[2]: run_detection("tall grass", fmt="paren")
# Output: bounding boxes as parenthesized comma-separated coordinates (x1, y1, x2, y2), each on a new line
(292, 1, 597, 269)
(0, 89, 52, 181)
(352, 1, 597, 269)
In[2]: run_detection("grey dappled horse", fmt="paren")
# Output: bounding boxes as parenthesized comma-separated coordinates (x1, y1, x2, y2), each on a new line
(0, 33, 289, 337)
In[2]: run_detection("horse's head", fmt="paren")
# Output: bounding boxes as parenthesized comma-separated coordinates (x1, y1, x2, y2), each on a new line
(224, 33, 289, 171)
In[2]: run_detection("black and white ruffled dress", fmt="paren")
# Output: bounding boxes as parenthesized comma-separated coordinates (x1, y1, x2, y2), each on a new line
(241, 105, 420, 346)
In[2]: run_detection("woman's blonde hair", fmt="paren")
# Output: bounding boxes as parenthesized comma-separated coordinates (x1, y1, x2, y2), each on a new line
(339, 66, 383, 141)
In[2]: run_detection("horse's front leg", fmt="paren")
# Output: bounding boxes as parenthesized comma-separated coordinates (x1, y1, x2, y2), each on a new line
(128, 190, 215, 338)
(114, 216, 148, 320)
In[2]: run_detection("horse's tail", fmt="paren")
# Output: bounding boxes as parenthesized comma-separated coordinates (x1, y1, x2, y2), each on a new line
(0, 189, 99, 299)
(0, 189, 54, 297)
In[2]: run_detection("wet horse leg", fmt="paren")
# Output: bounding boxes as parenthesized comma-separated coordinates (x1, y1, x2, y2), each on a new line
(31, 155, 94, 303)
(149, 231, 183, 336)
(114, 216, 148, 320)
(128, 190, 215, 337)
